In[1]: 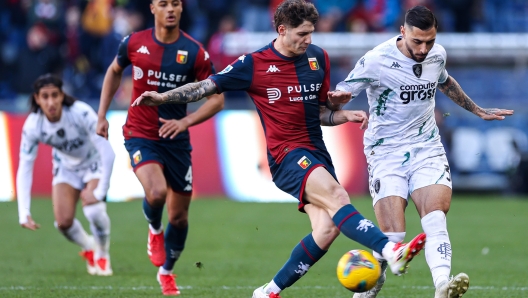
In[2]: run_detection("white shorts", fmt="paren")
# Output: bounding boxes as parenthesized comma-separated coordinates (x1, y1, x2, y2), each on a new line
(52, 160, 102, 190)
(367, 146, 452, 206)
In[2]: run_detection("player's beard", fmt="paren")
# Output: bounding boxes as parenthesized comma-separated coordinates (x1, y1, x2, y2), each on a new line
(406, 43, 426, 62)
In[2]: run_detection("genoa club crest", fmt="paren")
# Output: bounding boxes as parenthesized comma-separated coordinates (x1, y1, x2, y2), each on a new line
(308, 57, 319, 70)
(297, 156, 312, 169)
(176, 50, 188, 64)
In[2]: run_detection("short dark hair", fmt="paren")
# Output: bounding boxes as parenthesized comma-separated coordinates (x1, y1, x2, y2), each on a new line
(273, 0, 319, 33)
(29, 74, 76, 113)
(405, 6, 438, 31)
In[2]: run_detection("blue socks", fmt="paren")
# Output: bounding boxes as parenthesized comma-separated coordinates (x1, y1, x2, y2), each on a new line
(273, 233, 327, 290)
(332, 204, 389, 254)
(162, 223, 188, 270)
(142, 198, 163, 230)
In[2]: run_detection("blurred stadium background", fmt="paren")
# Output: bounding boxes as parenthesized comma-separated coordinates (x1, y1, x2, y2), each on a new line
(0, 0, 527, 297)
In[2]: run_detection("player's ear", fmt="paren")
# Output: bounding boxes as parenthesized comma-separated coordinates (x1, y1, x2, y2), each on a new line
(400, 25, 405, 37)
(277, 24, 287, 36)
(150, 2, 155, 14)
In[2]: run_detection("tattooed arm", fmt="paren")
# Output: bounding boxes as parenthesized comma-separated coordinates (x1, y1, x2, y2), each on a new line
(132, 79, 219, 106)
(438, 76, 513, 120)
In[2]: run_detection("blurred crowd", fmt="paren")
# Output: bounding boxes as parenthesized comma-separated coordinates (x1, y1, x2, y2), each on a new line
(1, 0, 528, 108)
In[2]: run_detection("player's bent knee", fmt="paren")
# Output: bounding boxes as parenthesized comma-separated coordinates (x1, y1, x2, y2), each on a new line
(313, 226, 340, 249)
(54, 219, 74, 231)
(146, 187, 167, 204)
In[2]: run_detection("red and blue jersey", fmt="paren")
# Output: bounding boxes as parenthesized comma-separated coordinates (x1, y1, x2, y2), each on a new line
(210, 41, 331, 166)
(117, 28, 215, 144)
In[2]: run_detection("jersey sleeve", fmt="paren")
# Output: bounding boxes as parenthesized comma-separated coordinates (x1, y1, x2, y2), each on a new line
(116, 34, 132, 68)
(17, 116, 39, 224)
(75, 102, 116, 201)
(209, 54, 253, 93)
(319, 50, 331, 106)
(437, 45, 449, 84)
(193, 47, 216, 81)
(336, 51, 380, 100)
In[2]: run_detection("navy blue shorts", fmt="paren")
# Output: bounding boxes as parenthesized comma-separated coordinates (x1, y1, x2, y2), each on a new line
(124, 138, 192, 194)
(270, 148, 338, 212)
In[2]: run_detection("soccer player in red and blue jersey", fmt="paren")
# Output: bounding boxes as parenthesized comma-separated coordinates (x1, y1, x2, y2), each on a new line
(133, 1, 426, 297)
(96, 0, 224, 295)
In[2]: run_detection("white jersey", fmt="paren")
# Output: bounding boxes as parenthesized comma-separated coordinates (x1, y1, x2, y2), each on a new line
(337, 35, 449, 156)
(20, 101, 100, 169)
(17, 101, 115, 224)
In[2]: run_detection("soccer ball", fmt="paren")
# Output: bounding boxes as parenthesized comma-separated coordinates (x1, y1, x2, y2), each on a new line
(336, 249, 381, 293)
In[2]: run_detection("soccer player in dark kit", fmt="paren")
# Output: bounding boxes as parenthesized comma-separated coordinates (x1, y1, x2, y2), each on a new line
(132, 1, 426, 297)
(96, 0, 224, 295)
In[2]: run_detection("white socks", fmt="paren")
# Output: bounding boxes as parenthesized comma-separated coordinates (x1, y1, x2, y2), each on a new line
(374, 232, 406, 261)
(159, 266, 172, 275)
(55, 218, 92, 251)
(264, 280, 282, 294)
(422, 210, 451, 287)
(83, 202, 111, 259)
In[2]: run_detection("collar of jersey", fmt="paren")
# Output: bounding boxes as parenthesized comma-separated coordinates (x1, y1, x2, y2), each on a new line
(269, 40, 304, 61)
(151, 28, 182, 47)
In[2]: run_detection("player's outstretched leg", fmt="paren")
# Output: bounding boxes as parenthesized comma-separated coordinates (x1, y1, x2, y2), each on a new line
(435, 273, 469, 298)
(354, 232, 406, 298)
(331, 204, 426, 275)
(55, 219, 96, 275)
(143, 198, 166, 267)
(252, 233, 328, 298)
(83, 202, 112, 276)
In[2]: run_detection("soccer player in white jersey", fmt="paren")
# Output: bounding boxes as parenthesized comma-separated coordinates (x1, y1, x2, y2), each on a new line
(336, 6, 513, 298)
(16, 74, 116, 276)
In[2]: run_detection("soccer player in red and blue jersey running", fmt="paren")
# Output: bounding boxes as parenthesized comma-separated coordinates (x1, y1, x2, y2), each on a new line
(96, 0, 224, 295)
(133, 1, 425, 297)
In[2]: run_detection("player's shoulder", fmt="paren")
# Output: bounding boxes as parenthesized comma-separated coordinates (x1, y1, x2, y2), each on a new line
(431, 43, 447, 58)
(370, 36, 399, 58)
(22, 111, 41, 131)
(69, 100, 96, 116)
(121, 28, 153, 47)
(306, 43, 327, 58)
(179, 30, 205, 50)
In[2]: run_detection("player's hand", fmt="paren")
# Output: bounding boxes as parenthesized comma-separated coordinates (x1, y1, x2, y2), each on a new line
(80, 189, 99, 207)
(159, 117, 190, 139)
(21, 215, 40, 231)
(96, 117, 109, 139)
(327, 90, 352, 106)
(477, 108, 514, 121)
(131, 91, 165, 107)
(345, 110, 369, 130)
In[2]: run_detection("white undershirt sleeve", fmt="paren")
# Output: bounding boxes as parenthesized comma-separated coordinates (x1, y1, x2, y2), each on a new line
(91, 136, 115, 200)
(17, 120, 39, 224)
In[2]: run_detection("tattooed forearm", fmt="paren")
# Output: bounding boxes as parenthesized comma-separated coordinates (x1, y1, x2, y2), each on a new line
(162, 79, 218, 104)
(438, 76, 481, 115)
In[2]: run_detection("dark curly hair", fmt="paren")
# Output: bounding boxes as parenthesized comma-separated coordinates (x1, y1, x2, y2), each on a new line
(273, 0, 319, 33)
(29, 74, 76, 113)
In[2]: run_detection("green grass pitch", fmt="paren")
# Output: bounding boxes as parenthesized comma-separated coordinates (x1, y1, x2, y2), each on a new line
(0, 195, 527, 297)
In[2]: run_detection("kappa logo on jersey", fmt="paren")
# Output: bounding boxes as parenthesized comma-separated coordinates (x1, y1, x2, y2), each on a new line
(238, 55, 246, 63)
(308, 57, 319, 70)
(176, 50, 188, 64)
(267, 88, 281, 103)
(359, 57, 365, 67)
(218, 65, 233, 75)
(297, 156, 311, 169)
(133, 66, 144, 80)
(204, 51, 210, 61)
(267, 65, 280, 73)
(391, 62, 402, 68)
(133, 150, 142, 165)
(137, 45, 150, 55)
(413, 64, 423, 78)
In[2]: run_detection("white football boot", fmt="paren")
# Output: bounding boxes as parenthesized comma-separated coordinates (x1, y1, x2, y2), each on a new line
(434, 273, 469, 298)
(352, 260, 388, 298)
